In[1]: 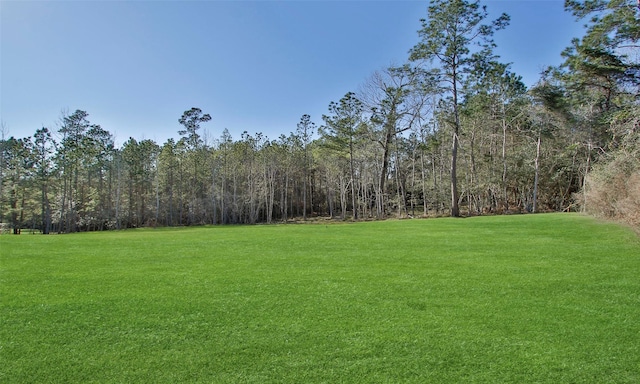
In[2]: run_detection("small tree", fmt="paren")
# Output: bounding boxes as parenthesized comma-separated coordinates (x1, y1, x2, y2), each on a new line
(33, 127, 56, 234)
(321, 92, 365, 219)
(178, 107, 212, 224)
(296, 114, 316, 220)
(410, 0, 509, 217)
(361, 65, 434, 217)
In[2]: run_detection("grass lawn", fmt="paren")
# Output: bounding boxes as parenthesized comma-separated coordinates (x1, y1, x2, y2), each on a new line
(1, 213, 639, 383)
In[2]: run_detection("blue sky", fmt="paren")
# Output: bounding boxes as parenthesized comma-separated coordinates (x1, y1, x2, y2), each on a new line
(1, 0, 584, 146)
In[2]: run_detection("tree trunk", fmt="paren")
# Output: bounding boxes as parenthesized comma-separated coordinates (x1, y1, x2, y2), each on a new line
(378, 121, 395, 217)
(582, 140, 592, 213)
(349, 141, 358, 220)
(502, 112, 508, 211)
(451, 130, 460, 217)
(533, 132, 541, 213)
(451, 67, 461, 218)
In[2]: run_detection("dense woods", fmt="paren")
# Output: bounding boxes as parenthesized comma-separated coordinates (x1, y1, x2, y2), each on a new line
(1, 0, 638, 233)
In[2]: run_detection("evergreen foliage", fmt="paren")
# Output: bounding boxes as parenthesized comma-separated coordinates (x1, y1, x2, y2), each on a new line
(0, 0, 637, 232)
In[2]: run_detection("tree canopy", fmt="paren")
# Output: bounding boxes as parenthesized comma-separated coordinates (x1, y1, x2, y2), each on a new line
(1, 0, 638, 233)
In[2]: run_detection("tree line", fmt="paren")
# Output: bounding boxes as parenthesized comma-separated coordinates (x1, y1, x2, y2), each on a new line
(1, 0, 638, 233)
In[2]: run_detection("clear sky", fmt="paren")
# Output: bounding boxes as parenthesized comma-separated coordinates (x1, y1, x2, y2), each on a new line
(1, 0, 585, 146)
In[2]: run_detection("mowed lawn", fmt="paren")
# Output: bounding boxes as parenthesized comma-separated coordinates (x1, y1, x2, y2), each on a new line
(1, 213, 639, 383)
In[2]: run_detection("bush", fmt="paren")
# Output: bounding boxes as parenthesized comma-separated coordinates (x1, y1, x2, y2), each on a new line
(581, 131, 640, 231)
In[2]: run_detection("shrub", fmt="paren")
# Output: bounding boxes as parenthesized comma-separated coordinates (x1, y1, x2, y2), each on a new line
(581, 130, 640, 231)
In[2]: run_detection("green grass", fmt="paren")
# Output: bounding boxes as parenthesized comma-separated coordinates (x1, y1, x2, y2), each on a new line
(1, 213, 639, 383)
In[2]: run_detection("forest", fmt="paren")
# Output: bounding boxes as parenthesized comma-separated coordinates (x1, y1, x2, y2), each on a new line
(1, 0, 638, 234)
